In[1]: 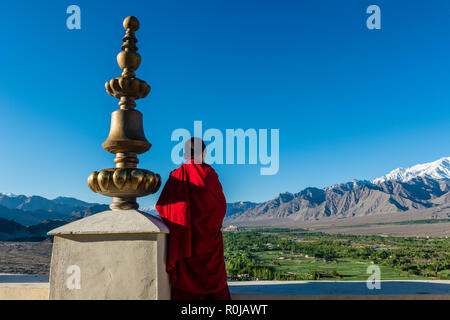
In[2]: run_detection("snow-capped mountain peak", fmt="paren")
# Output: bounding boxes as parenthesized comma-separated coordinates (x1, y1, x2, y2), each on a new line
(0, 192, 18, 197)
(372, 157, 450, 184)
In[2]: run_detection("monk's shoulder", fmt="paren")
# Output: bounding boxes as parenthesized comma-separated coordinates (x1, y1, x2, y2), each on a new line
(201, 163, 215, 174)
(202, 164, 222, 183)
(169, 164, 186, 178)
(169, 167, 179, 176)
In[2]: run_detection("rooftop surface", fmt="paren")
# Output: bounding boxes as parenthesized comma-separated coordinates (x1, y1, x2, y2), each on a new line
(228, 280, 450, 295)
(0, 275, 449, 299)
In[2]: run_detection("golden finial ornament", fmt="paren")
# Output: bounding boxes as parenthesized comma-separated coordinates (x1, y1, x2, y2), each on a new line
(88, 16, 161, 210)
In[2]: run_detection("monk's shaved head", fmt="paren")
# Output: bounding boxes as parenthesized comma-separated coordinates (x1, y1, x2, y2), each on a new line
(184, 137, 206, 163)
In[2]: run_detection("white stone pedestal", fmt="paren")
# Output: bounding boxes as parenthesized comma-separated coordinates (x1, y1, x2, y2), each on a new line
(47, 210, 170, 300)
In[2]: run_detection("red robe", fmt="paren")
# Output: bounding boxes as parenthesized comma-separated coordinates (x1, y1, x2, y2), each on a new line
(156, 160, 228, 294)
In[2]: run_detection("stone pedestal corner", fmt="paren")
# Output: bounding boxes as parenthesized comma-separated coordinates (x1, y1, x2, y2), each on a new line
(47, 209, 170, 300)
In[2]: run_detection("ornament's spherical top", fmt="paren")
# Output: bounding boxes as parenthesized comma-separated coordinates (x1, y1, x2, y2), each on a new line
(123, 16, 139, 31)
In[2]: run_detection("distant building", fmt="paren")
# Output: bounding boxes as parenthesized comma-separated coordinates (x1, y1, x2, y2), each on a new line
(224, 225, 239, 232)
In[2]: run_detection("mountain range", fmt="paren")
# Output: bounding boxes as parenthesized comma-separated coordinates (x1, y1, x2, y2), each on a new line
(0, 194, 109, 226)
(0, 195, 108, 240)
(224, 157, 450, 224)
(1, 157, 450, 238)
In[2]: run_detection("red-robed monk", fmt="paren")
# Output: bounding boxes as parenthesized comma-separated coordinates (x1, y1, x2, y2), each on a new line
(156, 137, 231, 300)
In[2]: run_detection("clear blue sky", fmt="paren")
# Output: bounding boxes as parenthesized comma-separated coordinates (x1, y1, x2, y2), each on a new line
(1, 0, 450, 208)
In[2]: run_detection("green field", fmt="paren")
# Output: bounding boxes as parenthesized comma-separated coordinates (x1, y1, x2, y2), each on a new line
(256, 252, 424, 281)
(223, 227, 449, 281)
